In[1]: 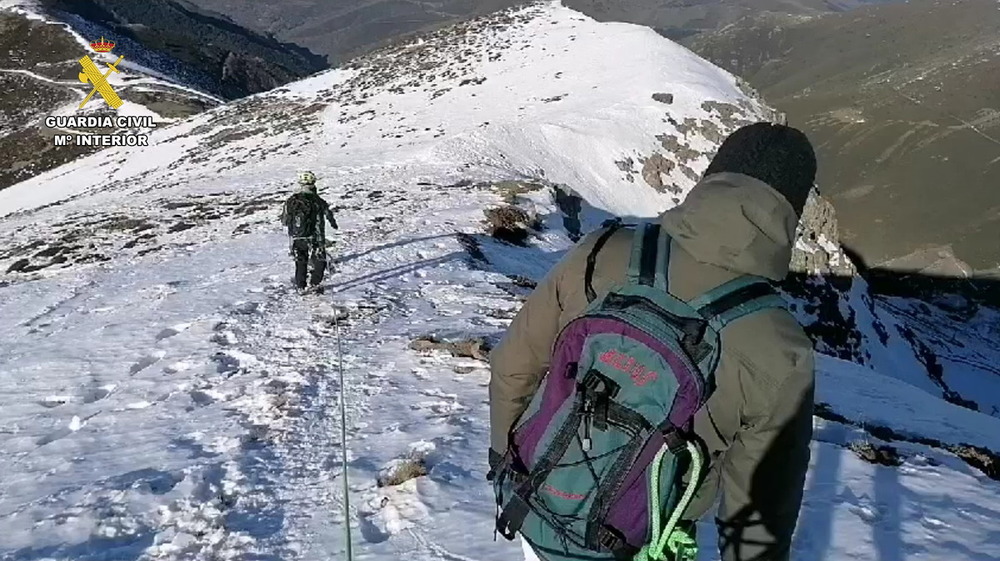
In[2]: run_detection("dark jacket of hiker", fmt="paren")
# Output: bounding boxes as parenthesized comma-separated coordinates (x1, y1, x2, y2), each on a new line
(280, 188, 338, 243)
(280, 186, 339, 289)
(489, 124, 817, 561)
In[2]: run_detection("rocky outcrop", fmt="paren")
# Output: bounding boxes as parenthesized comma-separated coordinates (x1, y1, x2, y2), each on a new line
(782, 190, 869, 363)
(640, 153, 677, 194)
(790, 189, 856, 277)
(220, 52, 301, 99)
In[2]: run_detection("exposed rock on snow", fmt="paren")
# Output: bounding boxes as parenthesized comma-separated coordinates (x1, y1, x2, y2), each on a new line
(409, 335, 493, 361)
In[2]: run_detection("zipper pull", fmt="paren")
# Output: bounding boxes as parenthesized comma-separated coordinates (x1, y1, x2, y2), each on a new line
(582, 401, 593, 452)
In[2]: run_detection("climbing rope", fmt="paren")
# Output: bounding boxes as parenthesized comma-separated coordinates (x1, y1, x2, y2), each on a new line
(635, 441, 703, 561)
(333, 307, 354, 561)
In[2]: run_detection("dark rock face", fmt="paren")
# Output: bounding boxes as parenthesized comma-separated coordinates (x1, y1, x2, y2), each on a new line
(220, 52, 301, 98)
(38, 0, 329, 99)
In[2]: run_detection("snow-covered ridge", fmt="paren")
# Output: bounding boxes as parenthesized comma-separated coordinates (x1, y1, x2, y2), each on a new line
(0, 1, 772, 221)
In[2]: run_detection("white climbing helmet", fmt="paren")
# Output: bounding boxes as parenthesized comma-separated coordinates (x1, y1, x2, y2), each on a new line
(297, 170, 317, 186)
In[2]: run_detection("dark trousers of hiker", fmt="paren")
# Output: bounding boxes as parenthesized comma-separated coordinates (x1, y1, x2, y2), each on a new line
(291, 238, 327, 289)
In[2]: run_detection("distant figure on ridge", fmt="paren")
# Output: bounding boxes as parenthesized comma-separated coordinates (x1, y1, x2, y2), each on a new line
(280, 171, 339, 294)
(488, 123, 817, 561)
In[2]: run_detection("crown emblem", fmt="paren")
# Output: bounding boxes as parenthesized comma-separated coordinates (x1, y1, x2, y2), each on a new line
(90, 36, 115, 53)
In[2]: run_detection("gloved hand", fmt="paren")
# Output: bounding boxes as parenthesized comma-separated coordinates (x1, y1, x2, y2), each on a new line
(487, 448, 504, 481)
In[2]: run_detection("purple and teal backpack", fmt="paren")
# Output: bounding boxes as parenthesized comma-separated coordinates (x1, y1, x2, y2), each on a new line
(490, 222, 786, 561)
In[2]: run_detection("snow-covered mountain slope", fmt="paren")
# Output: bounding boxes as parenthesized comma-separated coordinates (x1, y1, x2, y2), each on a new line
(2, 2, 1000, 560)
(785, 257, 1000, 419)
(780, 190, 1000, 421)
(0, 0, 783, 220)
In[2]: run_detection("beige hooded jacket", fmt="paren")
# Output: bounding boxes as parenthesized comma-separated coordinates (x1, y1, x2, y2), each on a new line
(489, 172, 815, 561)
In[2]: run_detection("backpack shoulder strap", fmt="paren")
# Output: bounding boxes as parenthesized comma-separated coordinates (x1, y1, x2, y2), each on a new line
(583, 221, 672, 302)
(625, 222, 670, 291)
(282, 195, 301, 222)
(584, 222, 624, 302)
(687, 275, 786, 331)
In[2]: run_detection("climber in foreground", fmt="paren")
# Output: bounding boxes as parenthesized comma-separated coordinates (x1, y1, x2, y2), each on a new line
(280, 171, 339, 294)
(487, 122, 817, 561)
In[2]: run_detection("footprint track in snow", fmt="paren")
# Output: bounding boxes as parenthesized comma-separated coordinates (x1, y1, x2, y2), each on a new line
(210, 349, 258, 375)
(38, 395, 73, 408)
(36, 382, 116, 410)
(155, 322, 193, 341)
(419, 388, 459, 400)
(129, 350, 167, 375)
(102, 467, 185, 496)
(408, 529, 482, 561)
(210, 330, 240, 346)
(189, 388, 227, 407)
(411, 400, 468, 417)
(80, 384, 116, 404)
(357, 479, 431, 544)
(35, 413, 96, 447)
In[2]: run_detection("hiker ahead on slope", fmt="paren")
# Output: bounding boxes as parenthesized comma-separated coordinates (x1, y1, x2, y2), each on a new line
(487, 123, 817, 561)
(280, 171, 339, 293)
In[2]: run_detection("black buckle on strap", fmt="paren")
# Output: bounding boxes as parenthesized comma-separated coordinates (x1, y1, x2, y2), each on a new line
(580, 370, 620, 431)
(496, 486, 532, 540)
(677, 318, 711, 363)
(660, 424, 688, 455)
(599, 526, 640, 560)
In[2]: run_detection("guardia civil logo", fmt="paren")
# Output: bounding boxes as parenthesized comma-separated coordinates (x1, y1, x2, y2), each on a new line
(46, 36, 155, 148)
(78, 36, 124, 110)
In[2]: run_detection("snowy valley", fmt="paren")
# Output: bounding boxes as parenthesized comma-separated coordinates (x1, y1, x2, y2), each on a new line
(1, 2, 1000, 561)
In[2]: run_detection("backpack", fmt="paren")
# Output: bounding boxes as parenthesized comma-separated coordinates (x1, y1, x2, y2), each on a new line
(283, 192, 320, 239)
(490, 222, 786, 561)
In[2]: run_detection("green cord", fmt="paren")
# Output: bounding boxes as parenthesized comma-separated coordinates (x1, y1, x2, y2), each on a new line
(634, 441, 702, 561)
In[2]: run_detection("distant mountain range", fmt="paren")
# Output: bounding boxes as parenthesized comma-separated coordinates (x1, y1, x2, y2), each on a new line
(182, 0, 902, 61)
(562, 0, 902, 42)
(8, 0, 996, 275)
(187, 0, 521, 63)
(689, 0, 1000, 274)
